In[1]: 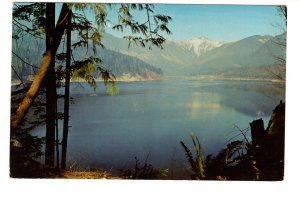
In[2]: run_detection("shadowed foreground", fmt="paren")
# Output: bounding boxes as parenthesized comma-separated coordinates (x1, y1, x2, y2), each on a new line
(10, 102, 285, 180)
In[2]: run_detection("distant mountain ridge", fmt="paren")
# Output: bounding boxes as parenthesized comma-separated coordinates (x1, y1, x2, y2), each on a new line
(101, 32, 286, 78)
(101, 32, 198, 75)
(190, 35, 276, 73)
(12, 32, 286, 81)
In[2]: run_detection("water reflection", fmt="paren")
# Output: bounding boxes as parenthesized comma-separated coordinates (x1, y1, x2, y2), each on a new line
(198, 81, 283, 117)
(185, 92, 221, 119)
(31, 80, 285, 173)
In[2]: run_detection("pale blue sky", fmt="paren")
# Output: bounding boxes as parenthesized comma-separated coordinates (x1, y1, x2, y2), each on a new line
(105, 4, 285, 42)
(52, 3, 285, 42)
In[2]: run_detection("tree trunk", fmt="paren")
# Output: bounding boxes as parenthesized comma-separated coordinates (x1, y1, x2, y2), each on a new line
(45, 3, 56, 167)
(61, 11, 72, 170)
(55, 102, 59, 168)
(11, 3, 71, 131)
(250, 118, 265, 147)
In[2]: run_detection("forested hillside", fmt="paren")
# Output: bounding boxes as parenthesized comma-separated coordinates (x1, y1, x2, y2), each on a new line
(11, 36, 163, 81)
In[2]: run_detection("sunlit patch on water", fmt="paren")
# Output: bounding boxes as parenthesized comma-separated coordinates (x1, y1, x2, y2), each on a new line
(185, 92, 221, 119)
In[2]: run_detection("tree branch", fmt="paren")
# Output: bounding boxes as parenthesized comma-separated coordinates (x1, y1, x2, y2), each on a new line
(13, 19, 45, 40)
(12, 50, 38, 69)
(11, 3, 72, 131)
(11, 64, 24, 84)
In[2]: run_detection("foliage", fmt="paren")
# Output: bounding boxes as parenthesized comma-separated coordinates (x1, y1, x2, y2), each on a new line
(12, 2, 171, 88)
(12, 2, 170, 89)
(276, 6, 287, 26)
(70, 57, 101, 89)
(11, 2, 172, 176)
(205, 140, 253, 180)
(180, 132, 205, 180)
(119, 156, 168, 179)
(267, 6, 287, 81)
(12, 3, 46, 40)
(202, 124, 262, 180)
(203, 108, 284, 181)
(105, 83, 119, 96)
(179, 128, 261, 180)
(12, 39, 163, 83)
(10, 84, 46, 177)
(112, 4, 172, 49)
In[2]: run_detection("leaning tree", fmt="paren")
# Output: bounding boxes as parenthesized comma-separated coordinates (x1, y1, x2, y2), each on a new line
(11, 2, 172, 170)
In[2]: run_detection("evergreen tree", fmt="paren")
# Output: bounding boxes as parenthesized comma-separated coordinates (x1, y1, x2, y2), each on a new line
(11, 2, 172, 174)
(44, 3, 56, 167)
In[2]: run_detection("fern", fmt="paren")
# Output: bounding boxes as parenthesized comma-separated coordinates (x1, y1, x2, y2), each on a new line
(180, 132, 205, 180)
(180, 141, 197, 173)
(190, 133, 205, 179)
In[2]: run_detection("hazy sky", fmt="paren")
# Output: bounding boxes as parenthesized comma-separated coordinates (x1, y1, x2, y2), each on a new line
(105, 4, 285, 42)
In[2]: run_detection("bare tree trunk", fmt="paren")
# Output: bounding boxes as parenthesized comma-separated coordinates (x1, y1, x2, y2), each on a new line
(55, 102, 59, 168)
(45, 3, 56, 167)
(11, 3, 71, 131)
(250, 118, 265, 147)
(61, 11, 71, 170)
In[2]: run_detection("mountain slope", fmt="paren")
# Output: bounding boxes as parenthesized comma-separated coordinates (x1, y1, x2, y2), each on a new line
(101, 33, 285, 78)
(101, 32, 199, 75)
(11, 35, 164, 81)
(96, 48, 163, 80)
(12, 32, 285, 81)
(188, 35, 285, 76)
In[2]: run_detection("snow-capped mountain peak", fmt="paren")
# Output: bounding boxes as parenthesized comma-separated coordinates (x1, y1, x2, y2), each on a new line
(179, 37, 225, 56)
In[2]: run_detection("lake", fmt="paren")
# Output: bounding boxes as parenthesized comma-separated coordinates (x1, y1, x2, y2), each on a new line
(32, 79, 284, 178)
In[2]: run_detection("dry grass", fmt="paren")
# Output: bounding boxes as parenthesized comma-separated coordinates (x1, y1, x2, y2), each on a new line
(10, 157, 121, 179)
(60, 170, 121, 179)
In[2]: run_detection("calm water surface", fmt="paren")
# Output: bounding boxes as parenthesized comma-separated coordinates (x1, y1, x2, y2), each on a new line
(33, 80, 284, 175)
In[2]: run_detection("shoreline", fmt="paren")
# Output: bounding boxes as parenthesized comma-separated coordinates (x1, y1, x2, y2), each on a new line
(11, 75, 285, 86)
(182, 75, 285, 83)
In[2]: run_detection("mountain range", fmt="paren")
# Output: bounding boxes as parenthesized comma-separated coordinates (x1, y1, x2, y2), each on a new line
(101, 32, 286, 78)
(11, 31, 286, 81)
